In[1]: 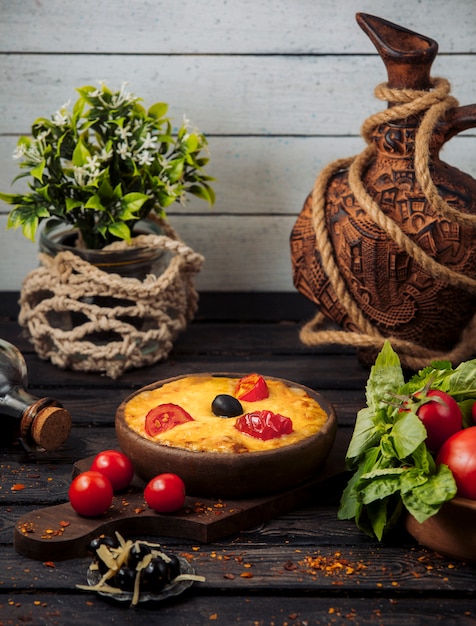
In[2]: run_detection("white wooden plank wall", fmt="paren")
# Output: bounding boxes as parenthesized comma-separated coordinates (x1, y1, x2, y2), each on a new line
(1, 0, 475, 292)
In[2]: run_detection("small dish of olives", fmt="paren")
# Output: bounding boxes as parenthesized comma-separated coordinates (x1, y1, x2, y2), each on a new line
(78, 533, 205, 606)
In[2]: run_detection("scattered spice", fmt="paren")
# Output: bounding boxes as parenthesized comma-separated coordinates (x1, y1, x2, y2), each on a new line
(18, 521, 35, 534)
(43, 561, 55, 568)
(298, 551, 367, 578)
(11, 483, 26, 491)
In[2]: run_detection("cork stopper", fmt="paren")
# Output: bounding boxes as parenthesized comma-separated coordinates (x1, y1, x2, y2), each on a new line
(30, 405, 72, 451)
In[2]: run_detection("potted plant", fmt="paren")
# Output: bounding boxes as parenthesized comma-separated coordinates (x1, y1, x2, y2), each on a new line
(0, 82, 215, 378)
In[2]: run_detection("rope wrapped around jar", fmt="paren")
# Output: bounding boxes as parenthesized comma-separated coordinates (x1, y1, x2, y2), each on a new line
(19, 218, 204, 378)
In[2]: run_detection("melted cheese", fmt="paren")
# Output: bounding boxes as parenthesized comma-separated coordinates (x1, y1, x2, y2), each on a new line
(124, 376, 328, 453)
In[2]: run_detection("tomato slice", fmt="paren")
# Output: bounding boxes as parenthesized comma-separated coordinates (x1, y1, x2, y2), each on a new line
(145, 403, 194, 436)
(234, 410, 293, 440)
(235, 374, 269, 402)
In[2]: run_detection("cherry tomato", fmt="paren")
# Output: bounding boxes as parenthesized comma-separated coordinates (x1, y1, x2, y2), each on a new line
(68, 470, 113, 517)
(415, 389, 462, 452)
(235, 374, 269, 402)
(145, 403, 194, 437)
(437, 427, 476, 500)
(234, 410, 293, 440)
(144, 473, 186, 513)
(90, 449, 135, 491)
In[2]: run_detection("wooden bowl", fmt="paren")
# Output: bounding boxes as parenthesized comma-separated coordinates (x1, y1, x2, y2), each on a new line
(115, 374, 337, 499)
(405, 496, 476, 562)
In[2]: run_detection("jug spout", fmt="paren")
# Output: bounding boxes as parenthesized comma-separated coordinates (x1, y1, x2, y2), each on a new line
(356, 13, 438, 90)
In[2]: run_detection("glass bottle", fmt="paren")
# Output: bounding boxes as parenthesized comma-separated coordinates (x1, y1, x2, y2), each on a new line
(0, 339, 72, 451)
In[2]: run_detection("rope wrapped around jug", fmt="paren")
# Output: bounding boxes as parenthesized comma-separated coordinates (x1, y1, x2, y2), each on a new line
(301, 77, 476, 369)
(19, 216, 204, 378)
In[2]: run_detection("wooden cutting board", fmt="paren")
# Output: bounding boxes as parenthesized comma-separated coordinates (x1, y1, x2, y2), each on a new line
(14, 430, 350, 561)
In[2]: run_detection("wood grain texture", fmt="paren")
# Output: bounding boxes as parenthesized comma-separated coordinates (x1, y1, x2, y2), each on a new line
(0, 0, 475, 295)
(1, 292, 476, 624)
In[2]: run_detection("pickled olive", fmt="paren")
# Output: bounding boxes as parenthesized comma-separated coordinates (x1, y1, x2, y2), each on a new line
(166, 553, 181, 579)
(212, 394, 243, 417)
(128, 542, 152, 569)
(141, 557, 170, 592)
(113, 566, 137, 591)
(87, 535, 119, 555)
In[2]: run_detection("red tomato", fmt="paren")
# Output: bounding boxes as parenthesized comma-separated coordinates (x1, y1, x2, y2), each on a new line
(145, 404, 194, 437)
(68, 470, 113, 517)
(234, 410, 293, 440)
(472, 401, 476, 424)
(437, 427, 476, 500)
(235, 374, 269, 402)
(90, 450, 135, 491)
(144, 473, 186, 513)
(415, 389, 462, 452)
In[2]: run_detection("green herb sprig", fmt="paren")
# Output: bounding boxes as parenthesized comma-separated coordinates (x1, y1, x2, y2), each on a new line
(338, 341, 476, 540)
(0, 83, 215, 249)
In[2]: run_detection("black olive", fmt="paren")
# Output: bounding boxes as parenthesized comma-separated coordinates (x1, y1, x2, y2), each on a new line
(140, 557, 170, 592)
(87, 535, 118, 556)
(165, 553, 181, 580)
(127, 542, 152, 569)
(212, 394, 243, 417)
(113, 566, 137, 591)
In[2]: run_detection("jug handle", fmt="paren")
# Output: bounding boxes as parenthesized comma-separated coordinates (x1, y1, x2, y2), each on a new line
(438, 104, 476, 143)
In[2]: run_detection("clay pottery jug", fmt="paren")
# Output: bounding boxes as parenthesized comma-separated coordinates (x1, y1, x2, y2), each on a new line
(290, 13, 476, 367)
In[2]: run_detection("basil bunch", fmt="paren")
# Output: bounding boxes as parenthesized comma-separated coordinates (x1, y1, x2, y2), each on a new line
(338, 341, 476, 540)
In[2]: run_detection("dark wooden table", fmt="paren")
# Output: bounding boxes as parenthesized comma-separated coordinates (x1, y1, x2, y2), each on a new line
(1, 292, 475, 625)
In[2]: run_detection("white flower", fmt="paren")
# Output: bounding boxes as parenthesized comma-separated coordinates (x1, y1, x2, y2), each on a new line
(21, 137, 47, 164)
(84, 155, 102, 177)
(141, 132, 159, 151)
(73, 165, 87, 186)
(115, 125, 132, 140)
(12, 145, 27, 160)
(136, 150, 153, 166)
(117, 142, 132, 160)
(52, 101, 71, 127)
(99, 147, 113, 162)
(110, 82, 133, 107)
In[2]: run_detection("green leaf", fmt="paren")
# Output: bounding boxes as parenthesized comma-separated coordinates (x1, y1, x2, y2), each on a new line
(122, 192, 149, 214)
(148, 102, 169, 120)
(359, 471, 403, 505)
(167, 159, 185, 182)
(345, 406, 383, 464)
(0, 191, 21, 205)
(402, 464, 456, 523)
(107, 221, 131, 242)
(184, 133, 199, 152)
(447, 359, 476, 398)
(365, 341, 404, 413)
(338, 469, 364, 521)
(65, 198, 83, 212)
(188, 183, 215, 205)
(21, 217, 39, 241)
(31, 160, 46, 182)
(84, 195, 106, 211)
(390, 410, 427, 459)
(72, 139, 90, 166)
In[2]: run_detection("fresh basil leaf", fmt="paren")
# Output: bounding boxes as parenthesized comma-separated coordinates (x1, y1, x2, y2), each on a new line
(446, 359, 476, 398)
(390, 410, 427, 459)
(365, 341, 404, 413)
(402, 465, 456, 523)
(359, 471, 403, 505)
(345, 406, 383, 464)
